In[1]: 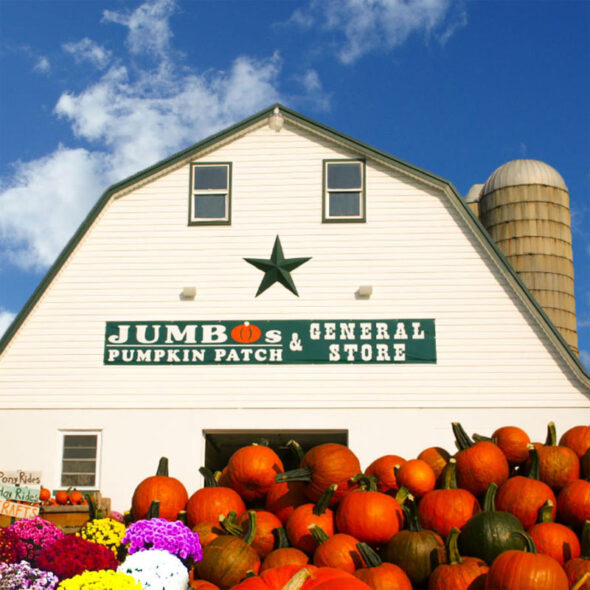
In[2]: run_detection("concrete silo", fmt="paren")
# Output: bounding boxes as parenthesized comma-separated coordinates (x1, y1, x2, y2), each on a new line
(476, 159, 578, 355)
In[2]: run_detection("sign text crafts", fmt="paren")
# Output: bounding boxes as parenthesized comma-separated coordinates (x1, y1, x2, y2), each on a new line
(105, 319, 436, 365)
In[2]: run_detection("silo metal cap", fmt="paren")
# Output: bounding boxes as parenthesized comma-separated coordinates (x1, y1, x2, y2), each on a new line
(482, 159, 567, 195)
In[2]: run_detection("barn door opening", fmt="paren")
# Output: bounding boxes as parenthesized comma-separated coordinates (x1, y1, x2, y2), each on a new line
(203, 430, 348, 473)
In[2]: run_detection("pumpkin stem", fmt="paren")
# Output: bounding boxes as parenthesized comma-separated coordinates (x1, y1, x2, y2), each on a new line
(452, 422, 474, 450)
(580, 520, 590, 558)
(313, 484, 337, 516)
(243, 510, 257, 546)
(308, 523, 329, 545)
(147, 500, 160, 519)
(282, 568, 313, 590)
(253, 438, 270, 447)
(285, 440, 305, 464)
(525, 445, 541, 480)
(472, 433, 493, 443)
(395, 486, 411, 505)
(275, 466, 313, 484)
(511, 531, 537, 553)
(156, 457, 169, 477)
(445, 527, 464, 565)
(199, 466, 219, 488)
(350, 473, 378, 492)
(84, 493, 97, 521)
(273, 526, 291, 549)
(440, 458, 459, 490)
(178, 510, 187, 524)
(220, 510, 243, 536)
(482, 482, 498, 512)
(356, 542, 382, 568)
(544, 421, 558, 447)
(401, 495, 422, 533)
(572, 573, 590, 590)
(536, 500, 555, 524)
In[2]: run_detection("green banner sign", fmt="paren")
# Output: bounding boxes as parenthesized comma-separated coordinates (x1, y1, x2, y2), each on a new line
(104, 319, 436, 365)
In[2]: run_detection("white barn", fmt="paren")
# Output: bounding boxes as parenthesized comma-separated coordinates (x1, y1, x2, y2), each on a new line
(1, 105, 588, 512)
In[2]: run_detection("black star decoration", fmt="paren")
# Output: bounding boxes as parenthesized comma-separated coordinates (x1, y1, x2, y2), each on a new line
(244, 236, 311, 297)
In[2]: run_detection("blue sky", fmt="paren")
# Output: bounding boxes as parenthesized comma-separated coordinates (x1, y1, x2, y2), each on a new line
(1, 0, 589, 366)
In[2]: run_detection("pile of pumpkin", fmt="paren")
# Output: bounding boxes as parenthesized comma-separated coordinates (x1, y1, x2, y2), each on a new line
(130, 422, 590, 590)
(38, 488, 88, 506)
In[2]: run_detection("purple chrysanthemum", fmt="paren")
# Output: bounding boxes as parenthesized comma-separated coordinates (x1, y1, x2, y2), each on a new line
(123, 518, 202, 562)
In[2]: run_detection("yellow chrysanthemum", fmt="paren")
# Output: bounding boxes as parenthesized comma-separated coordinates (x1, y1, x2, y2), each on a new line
(58, 569, 143, 589)
(76, 517, 127, 554)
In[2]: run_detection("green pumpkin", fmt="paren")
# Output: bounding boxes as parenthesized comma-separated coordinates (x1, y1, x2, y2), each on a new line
(458, 482, 526, 564)
(380, 496, 446, 586)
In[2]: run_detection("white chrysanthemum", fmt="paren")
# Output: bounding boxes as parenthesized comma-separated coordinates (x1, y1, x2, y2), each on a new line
(118, 549, 189, 589)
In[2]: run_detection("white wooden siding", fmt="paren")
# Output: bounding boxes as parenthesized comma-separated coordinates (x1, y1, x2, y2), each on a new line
(0, 122, 588, 408)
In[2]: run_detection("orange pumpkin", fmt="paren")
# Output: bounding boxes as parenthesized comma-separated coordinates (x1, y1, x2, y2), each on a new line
(395, 459, 436, 498)
(364, 454, 406, 494)
(354, 542, 412, 590)
(55, 490, 69, 505)
(228, 444, 284, 503)
(417, 446, 450, 483)
(131, 457, 188, 521)
(310, 525, 364, 574)
(559, 426, 590, 459)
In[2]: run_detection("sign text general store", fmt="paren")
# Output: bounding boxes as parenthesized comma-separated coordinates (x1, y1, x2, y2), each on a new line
(104, 320, 436, 365)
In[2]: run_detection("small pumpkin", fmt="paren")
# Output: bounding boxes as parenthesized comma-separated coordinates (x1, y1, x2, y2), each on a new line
(528, 500, 581, 565)
(309, 524, 364, 574)
(418, 458, 481, 538)
(556, 477, 590, 531)
(187, 467, 246, 528)
(335, 474, 404, 547)
(531, 422, 580, 491)
(364, 454, 407, 494)
(452, 422, 509, 497)
(474, 425, 531, 467)
(260, 527, 309, 572)
(381, 496, 446, 587)
(395, 459, 436, 498)
(417, 446, 450, 483)
(559, 425, 590, 459)
(495, 445, 557, 529)
(276, 442, 361, 506)
(131, 457, 188, 521)
(196, 512, 261, 590)
(428, 527, 489, 590)
(483, 531, 569, 590)
(458, 482, 525, 564)
(228, 443, 285, 503)
(285, 485, 336, 554)
(55, 490, 69, 505)
(353, 542, 412, 590)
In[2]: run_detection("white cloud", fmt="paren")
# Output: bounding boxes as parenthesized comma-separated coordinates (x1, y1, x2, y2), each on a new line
(102, 0, 175, 59)
(34, 56, 51, 74)
(0, 0, 293, 270)
(290, 0, 466, 64)
(0, 310, 17, 337)
(580, 350, 590, 371)
(62, 38, 112, 69)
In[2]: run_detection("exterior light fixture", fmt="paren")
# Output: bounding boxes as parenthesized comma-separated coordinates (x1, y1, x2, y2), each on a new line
(181, 286, 197, 299)
(268, 107, 284, 132)
(357, 285, 373, 298)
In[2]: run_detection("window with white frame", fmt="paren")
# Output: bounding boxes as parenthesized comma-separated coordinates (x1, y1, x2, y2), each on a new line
(190, 163, 231, 224)
(323, 160, 365, 222)
(59, 431, 101, 489)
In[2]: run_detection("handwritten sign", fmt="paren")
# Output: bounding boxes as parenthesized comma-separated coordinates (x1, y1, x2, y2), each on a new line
(0, 484, 40, 503)
(0, 500, 40, 519)
(0, 471, 42, 485)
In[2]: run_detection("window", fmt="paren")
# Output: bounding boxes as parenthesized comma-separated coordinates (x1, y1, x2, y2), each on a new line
(189, 163, 231, 224)
(203, 430, 348, 473)
(59, 431, 101, 489)
(323, 160, 365, 222)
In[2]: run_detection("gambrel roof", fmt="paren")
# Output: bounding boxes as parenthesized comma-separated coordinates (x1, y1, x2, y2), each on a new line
(1, 104, 588, 390)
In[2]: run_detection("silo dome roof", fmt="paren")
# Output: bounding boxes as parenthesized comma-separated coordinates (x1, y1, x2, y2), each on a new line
(465, 183, 484, 203)
(482, 159, 567, 195)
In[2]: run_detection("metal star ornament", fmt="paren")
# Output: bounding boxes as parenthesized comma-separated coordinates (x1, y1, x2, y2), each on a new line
(244, 236, 311, 297)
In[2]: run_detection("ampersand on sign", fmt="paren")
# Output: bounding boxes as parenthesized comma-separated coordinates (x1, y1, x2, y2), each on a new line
(289, 332, 302, 351)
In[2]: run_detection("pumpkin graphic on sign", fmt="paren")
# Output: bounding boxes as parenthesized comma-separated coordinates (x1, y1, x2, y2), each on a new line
(231, 322, 262, 344)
